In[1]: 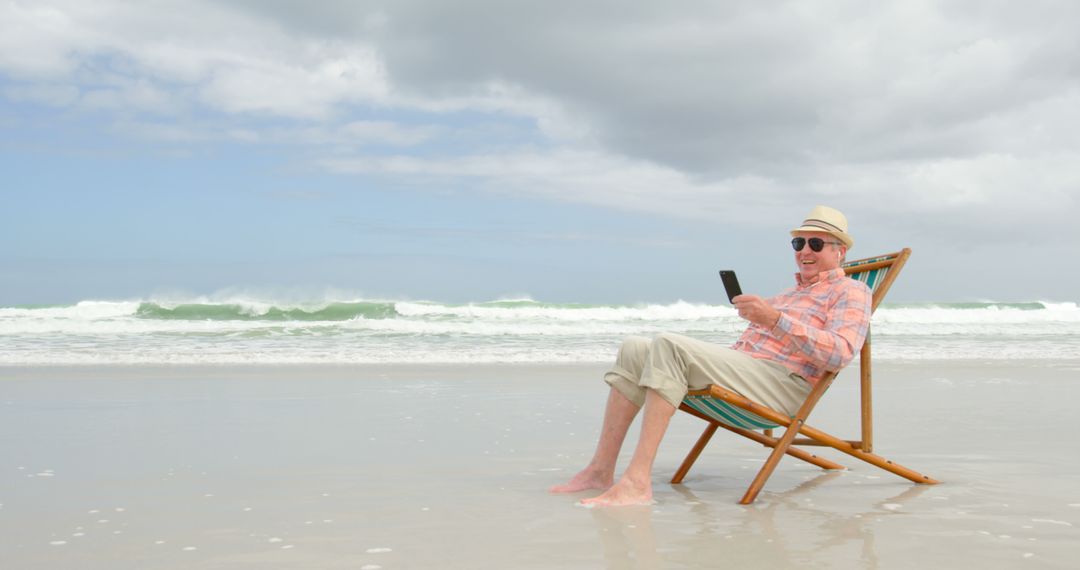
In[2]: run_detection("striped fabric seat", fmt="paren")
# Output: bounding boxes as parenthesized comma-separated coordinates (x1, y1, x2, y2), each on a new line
(683, 254, 897, 432)
(845, 256, 892, 291)
(683, 393, 779, 429)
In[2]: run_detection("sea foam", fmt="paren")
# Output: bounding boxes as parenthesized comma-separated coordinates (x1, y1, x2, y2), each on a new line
(2, 296, 1078, 365)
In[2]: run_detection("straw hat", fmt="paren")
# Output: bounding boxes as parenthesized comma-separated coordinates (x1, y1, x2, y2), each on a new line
(790, 205, 854, 248)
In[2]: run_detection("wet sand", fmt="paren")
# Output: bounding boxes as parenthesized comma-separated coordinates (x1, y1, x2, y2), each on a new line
(2, 361, 1079, 569)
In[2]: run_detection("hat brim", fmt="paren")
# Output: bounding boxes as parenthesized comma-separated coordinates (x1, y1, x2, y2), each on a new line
(790, 226, 854, 248)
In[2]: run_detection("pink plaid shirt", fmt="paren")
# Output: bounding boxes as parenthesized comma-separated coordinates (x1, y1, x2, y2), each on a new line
(731, 268, 871, 385)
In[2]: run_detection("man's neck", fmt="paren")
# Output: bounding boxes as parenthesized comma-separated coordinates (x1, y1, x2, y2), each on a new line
(795, 267, 841, 286)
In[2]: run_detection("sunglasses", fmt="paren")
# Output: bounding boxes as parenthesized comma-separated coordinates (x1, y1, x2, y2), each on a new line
(791, 237, 844, 252)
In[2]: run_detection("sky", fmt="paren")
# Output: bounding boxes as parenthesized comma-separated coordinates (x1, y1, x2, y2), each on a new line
(3, 0, 1079, 305)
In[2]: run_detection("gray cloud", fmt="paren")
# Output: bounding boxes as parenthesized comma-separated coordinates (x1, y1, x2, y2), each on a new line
(206, 0, 1080, 240)
(282, 2, 1076, 161)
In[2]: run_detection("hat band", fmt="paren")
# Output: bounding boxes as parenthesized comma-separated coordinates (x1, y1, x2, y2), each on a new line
(801, 218, 846, 234)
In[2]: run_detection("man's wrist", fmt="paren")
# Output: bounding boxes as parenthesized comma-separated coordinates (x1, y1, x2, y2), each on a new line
(770, 310, 785, 332)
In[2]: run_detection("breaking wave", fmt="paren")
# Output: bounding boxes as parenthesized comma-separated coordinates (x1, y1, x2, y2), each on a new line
(2, 296, 1078, 364)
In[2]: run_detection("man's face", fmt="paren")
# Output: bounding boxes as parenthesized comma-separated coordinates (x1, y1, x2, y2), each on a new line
(793, 230, 845, 281)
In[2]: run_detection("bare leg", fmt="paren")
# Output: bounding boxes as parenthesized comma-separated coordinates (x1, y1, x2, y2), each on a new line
(580, 390, 675, 506)
(549, 388, 640, 493)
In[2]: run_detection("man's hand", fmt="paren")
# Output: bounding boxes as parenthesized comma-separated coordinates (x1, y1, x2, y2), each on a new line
(732, 294, 781, 329)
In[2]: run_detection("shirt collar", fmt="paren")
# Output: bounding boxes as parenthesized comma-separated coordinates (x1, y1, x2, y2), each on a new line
(794, 267, 846, 287)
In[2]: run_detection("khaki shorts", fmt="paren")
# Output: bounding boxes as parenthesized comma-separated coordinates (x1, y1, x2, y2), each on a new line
(604, 333, 812, 417)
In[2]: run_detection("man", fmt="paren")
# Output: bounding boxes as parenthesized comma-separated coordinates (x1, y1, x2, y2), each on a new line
(550, 205, 872, 506)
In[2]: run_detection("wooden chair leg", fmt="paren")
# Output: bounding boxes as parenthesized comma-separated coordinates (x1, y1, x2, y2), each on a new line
(713, 421, 845, 471)
(715, 387, 939, 486)
(794, 422, 940, 485)
(709, 386, 939, 490)
(728, 375, 835, 504)
(670, 420, 845, 486)
(860, 335, 874, 452)
(739, 418, 806, 504)
(671, 423, 719, 484)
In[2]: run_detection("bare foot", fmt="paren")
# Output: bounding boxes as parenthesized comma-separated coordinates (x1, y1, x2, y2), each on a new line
(549, 468, 613, 494)
(579, 476, 652, 507)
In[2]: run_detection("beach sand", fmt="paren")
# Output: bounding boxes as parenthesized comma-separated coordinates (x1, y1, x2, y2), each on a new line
(2, 361, 1079, 569)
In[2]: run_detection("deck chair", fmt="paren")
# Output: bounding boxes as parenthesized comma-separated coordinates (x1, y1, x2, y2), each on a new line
(671, 248, 939, 504)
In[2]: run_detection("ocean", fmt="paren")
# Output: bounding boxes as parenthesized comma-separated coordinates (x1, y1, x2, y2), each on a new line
(3, 296, 1079, 366)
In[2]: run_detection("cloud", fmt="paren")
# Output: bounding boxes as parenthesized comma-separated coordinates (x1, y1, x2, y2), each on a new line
(0, 0, 390, 118)
(321, 149, 800, 226)
(0, 2, 90, 78)
(214, 3, 1080, 238)
(197, 48, 387, 119)
(332, 217, 692, 248)
(3, 0, 1079, 247)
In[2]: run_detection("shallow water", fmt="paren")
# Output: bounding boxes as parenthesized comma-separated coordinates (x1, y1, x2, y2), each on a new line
(1, 362, 1078, 568)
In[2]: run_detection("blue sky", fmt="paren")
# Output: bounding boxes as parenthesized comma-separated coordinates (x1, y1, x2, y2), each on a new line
(3, 1, 1079, 305)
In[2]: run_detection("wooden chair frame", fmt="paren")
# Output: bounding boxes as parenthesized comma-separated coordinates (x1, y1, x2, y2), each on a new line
(671, 248, 940, 504)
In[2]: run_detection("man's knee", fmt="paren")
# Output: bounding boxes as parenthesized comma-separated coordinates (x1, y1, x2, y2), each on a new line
(616, 336, 651, 366)
(650, 332, 686, 355)
(620, 335, 650, 353)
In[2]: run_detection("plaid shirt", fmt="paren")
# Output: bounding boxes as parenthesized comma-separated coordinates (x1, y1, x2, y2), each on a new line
(732, 268, 871, 385)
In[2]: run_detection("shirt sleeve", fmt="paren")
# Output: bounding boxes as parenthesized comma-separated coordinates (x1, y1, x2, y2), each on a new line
(772, 281, 872, 371)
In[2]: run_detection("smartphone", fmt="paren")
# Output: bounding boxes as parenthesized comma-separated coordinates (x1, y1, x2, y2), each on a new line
(719, 270, 742, 304)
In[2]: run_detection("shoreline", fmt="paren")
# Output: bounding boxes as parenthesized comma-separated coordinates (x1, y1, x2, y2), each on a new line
(4, 356, 1079, 372)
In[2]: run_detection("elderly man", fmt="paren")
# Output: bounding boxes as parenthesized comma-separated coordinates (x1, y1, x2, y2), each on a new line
(550, 206, 872, 506)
